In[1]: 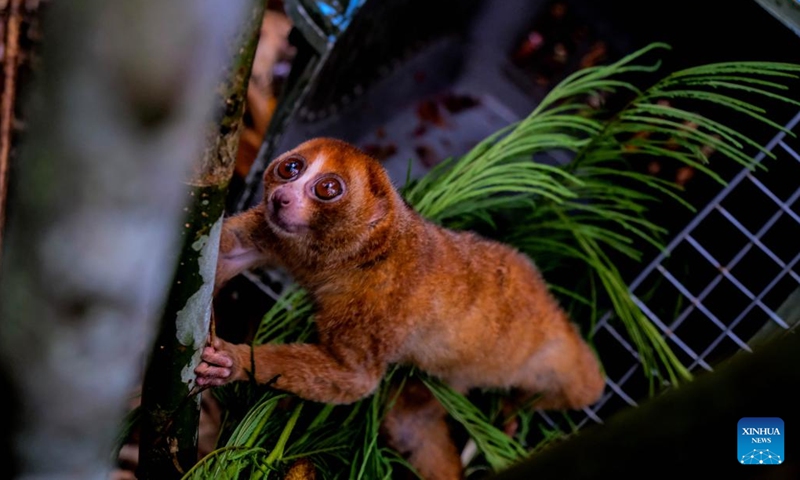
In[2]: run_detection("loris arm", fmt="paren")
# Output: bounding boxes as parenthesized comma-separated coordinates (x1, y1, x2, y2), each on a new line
(215, 205, 277, 293)
(195, 337, 387, 404)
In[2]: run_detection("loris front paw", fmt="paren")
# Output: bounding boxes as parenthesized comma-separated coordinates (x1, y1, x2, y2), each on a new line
(195, 337, 248, 387)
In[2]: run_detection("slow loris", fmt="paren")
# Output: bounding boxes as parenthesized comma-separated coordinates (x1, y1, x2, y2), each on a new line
(195, 137, 605, 479)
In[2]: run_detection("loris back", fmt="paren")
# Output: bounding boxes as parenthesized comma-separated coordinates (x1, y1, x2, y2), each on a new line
(197, 137, 605, 479)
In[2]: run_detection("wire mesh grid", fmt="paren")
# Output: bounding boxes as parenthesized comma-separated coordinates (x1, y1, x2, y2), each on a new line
(531, 109, 800, 436)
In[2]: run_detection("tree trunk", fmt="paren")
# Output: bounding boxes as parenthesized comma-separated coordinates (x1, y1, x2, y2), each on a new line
(0, 1, 250, 479)
(137, 1, 266, 479)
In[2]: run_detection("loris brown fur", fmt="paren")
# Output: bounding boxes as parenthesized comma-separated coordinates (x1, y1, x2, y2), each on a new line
(195, 137, 605, 480)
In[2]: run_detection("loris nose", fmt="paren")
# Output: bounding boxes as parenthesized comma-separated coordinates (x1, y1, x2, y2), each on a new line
(272, 189, 293, 210)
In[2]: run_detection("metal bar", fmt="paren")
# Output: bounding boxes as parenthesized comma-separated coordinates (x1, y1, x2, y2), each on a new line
(535, 411, 558, 429)
(685, 236, 789, 329)
(599, 322, 641, 360)
(615, 111, 800, 298)
(655, 263, 751, 352)
(604, 375, 638, 407)
(242, 271, 285, 302)
(688, 271, 798, 370)
(581, 406, 604, 425)
(577, 364, 640, 429)
(715, 205, 800, 284)
(592, 311, 614, 334)
(686, 249, 800, 369)
(631, 295, 714, 370)
(664, 186, 800, 331)
(779, 140, 800, 163)
(747, 173, 800, 225)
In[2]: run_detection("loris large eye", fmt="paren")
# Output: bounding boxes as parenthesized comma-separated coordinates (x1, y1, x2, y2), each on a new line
(276, 156, 305, 180)
(314, 176, 344, 200)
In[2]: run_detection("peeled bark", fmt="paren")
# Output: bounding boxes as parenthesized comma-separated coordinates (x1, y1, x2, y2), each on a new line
(0, 1, 249, 479)
(136, 1, 266, 479)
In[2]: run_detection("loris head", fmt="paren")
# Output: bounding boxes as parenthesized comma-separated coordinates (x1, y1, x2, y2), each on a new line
(261, 138, 401, 260)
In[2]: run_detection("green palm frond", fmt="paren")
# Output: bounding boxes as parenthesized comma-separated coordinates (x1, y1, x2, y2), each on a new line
(184, 393, 287, 479)
(421, 375, 527, 471)
(196, 43, 800, 478)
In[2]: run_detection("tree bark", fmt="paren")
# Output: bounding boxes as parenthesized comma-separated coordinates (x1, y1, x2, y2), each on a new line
(136, 1, 266, 479)
(0, 0, 25, 265)
(0, 1, 250, 479)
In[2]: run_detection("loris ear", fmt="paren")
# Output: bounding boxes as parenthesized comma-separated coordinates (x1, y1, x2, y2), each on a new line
(367, 196, 389, 229)
(363, 161, 395, 229)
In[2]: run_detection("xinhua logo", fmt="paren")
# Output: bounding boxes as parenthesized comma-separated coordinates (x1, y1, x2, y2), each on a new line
(738, 417, 784, 465)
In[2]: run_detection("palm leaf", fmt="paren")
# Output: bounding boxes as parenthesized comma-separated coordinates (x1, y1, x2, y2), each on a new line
(421, 375, 528, 471)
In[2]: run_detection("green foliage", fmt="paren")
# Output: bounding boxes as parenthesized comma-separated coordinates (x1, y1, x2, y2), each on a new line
(191, 43, 800, 478)
(421, 375, 527, 471)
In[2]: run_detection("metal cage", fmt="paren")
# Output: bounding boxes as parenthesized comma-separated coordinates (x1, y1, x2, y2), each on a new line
(532, 110, 800, 435)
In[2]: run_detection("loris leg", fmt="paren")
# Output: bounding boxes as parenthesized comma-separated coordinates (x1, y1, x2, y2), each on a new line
(517, 326, 606, 411)
(195, 337, 385, 404)
(381, 379, 462, 480)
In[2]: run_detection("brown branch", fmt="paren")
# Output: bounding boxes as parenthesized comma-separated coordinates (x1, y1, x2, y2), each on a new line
(0, 0, 22, 266)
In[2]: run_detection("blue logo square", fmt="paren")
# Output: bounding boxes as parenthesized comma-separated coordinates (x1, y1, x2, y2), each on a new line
(738, 417, 784, 465)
